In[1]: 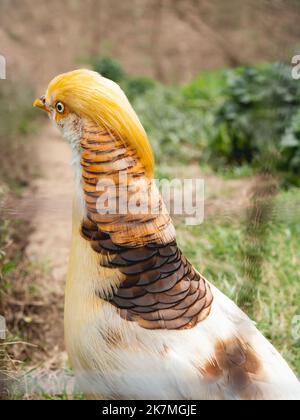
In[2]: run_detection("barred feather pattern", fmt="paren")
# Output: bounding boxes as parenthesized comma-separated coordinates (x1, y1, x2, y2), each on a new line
(80, 120, 175, 247)
(80, 120, 213, 330)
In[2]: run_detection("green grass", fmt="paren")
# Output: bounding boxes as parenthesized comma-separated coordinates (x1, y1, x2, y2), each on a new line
(176, 187, 300, 376)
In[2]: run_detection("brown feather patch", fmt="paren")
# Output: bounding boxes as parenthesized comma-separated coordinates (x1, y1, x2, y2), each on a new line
(200, 338, 263, 399)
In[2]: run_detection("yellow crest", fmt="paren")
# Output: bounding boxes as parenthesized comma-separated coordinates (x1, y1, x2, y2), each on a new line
(46, 69, 154, 176)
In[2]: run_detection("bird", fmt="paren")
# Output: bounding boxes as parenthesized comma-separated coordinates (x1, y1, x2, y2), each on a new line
(33, 69, 300, 400)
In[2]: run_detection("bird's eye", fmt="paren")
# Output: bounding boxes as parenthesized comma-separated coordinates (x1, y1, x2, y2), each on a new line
(56, 102, 65, 113)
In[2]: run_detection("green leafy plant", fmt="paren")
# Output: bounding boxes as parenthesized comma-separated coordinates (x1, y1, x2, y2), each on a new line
(123, 76, 157, 101)
(209, 64, 300, 178)
(132, 86, 207, 163)
(182, 69, 227, 104)
(92, 57, 126, 83)
(280, 109, 300, 185)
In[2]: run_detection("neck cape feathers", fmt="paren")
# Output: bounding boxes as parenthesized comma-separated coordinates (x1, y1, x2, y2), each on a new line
(79, 121, 213, 330)
(80, 119, 175, 248)
(46, 69, 154, 177)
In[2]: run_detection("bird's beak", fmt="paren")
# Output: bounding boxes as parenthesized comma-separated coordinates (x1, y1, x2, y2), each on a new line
(33, 97, 50, 112)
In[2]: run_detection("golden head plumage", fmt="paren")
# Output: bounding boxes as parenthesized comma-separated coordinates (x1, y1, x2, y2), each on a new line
(33, 69, 154, 176)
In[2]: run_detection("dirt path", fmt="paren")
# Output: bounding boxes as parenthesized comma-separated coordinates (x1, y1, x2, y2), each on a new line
(24, 120, 73, 370)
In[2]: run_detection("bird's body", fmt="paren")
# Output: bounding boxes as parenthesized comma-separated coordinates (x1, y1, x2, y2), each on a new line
(34, 69, 300, 400)
(65, 222, 300, 400)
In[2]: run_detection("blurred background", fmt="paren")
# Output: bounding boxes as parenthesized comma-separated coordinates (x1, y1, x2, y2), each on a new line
(1, 0, 300, 399)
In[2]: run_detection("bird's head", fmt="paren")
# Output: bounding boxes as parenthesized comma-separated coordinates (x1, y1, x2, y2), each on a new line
(33, 69, 154, 176)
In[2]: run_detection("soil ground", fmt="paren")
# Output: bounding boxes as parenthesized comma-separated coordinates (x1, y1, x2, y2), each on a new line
(23, 122, 73, 370)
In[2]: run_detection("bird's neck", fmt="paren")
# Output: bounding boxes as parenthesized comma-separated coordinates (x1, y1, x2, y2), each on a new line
(79, 118, 150, 215)
(80, 119, 147, 179)
(72, 119, 175, 248)
(69, 118, 147, 217)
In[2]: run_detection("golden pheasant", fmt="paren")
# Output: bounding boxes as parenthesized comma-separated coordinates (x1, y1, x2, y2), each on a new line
(33, 69, 300, 400)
